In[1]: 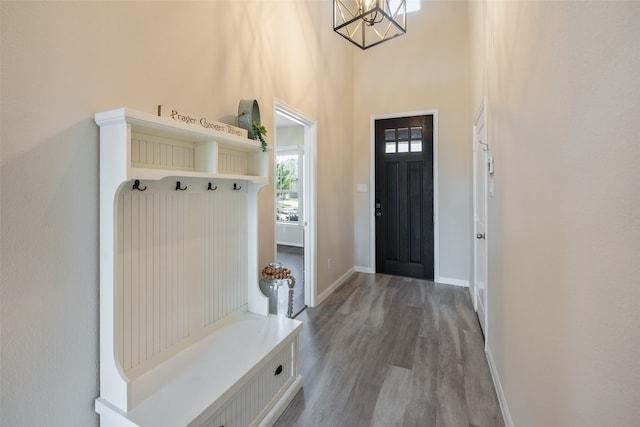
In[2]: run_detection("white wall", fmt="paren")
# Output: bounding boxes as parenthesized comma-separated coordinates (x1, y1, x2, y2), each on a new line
(353, 0, 472, 283)
(0, 1, 353, 424)
(259, 1, 356, 292)
(469, 1, 640, 425)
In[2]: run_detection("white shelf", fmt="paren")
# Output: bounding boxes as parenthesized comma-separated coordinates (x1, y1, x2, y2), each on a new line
(95, 108, 263, 150)
(96, 107, 269, 184)
(127, 167, 268, 184)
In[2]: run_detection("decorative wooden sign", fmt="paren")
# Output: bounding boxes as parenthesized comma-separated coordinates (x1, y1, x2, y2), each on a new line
(158, 105, 248, 138)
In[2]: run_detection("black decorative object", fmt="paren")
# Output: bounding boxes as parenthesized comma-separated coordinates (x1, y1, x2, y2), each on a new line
(175, 181, 187, 191)
(333, 0, 407, 50)
(132, 180, 147, 191)
(207, 182, 217, 191)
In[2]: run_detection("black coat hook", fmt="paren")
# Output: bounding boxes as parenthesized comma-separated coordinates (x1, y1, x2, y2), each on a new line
(132, 180, 147, 191)
(207, 182, 218, 191)
(233, 183, 242, 191)
(175, 181, 187, 191)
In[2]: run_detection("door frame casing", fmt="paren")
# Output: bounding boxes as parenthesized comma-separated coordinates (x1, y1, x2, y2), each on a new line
(472, 96, 489, 344)
(369, 110, 439, 280)
(273, 98, 317, 307)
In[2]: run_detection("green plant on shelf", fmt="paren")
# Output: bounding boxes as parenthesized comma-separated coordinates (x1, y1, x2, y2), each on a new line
(253, 122, 268, 152)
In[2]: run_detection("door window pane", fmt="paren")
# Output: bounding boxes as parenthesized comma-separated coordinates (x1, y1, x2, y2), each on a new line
(411, 127, 422, 139)
(385, 142, 397, 153)
(410, 127, 422, 152)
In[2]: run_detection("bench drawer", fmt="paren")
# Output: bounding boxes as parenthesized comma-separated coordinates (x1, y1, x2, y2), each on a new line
(202, 342, 294, 427)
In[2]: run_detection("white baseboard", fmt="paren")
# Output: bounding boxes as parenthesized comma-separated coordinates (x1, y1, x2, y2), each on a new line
(485, 346, 514, 427)
(354, 266, 374, 274)
(315, 267, 356, 306)
(435, 276, 469, 287)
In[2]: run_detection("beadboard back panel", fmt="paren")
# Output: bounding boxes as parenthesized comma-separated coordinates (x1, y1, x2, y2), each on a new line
(115, 179, 249, 375)
(218, 147, 249, 175)
(202, 185, 249, 326)
(131, 132, 196, 172)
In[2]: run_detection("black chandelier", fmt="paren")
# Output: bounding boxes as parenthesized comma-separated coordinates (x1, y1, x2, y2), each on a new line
(334, 0, 407, 50)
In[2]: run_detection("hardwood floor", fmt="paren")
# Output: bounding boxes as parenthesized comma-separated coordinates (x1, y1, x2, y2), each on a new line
(274, 273, 504, 427)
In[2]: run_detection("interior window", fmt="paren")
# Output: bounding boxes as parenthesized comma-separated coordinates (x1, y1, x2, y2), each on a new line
(276, 153, 299, 223)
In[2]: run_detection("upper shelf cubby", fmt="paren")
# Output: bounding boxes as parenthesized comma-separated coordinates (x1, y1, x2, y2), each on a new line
(95, 108, 269, 184)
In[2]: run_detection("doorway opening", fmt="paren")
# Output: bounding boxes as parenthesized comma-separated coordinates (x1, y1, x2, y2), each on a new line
(274, 100, 317, 317)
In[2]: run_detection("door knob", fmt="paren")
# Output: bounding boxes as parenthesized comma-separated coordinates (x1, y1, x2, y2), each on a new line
(376, 211, 382, 217)
(476, 233, 485, 239)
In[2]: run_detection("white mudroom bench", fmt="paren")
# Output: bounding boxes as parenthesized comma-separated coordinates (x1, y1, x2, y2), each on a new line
(94, 108, 302, 426)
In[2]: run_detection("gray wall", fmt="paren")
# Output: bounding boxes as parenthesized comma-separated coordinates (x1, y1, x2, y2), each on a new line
(0, 1, 354, 424)
(468, 1, 640, 425)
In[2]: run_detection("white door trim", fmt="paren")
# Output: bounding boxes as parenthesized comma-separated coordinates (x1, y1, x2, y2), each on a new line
(274, 99, 317, 307)
(369, 110, 439, 280)
(472, 96, 489, 343)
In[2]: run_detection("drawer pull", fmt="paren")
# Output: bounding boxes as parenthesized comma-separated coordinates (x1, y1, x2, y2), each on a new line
(274, 365, 283, 376)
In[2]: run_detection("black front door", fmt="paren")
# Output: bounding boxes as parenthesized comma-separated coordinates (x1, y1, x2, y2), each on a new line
(375, 115, 434, 279)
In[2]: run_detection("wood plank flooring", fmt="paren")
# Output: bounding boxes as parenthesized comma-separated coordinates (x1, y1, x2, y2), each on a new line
(274, 273, 504, 427)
